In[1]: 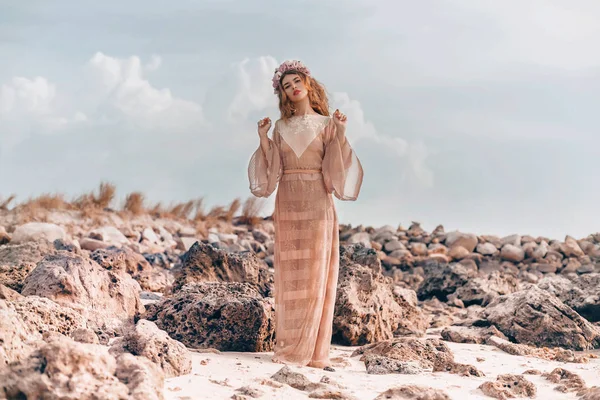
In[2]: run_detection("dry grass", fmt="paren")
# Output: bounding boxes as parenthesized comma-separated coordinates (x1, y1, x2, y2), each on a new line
(124, 192, 145, 215)
(18, 193, 73, 212)
(73, 181, 116, 211)
(238, 197, 265, 226)
(0, 194, 17, 210)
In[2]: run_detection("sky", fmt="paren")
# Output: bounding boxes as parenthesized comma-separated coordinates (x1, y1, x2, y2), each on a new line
(0, 0, 599, 240)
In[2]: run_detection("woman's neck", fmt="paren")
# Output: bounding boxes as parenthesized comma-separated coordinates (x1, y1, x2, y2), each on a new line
(293, 98, 314, 116)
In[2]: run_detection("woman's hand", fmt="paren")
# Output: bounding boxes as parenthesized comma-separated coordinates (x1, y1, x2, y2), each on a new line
(333, 109, 347, 141)
(257, 117, 271, 138)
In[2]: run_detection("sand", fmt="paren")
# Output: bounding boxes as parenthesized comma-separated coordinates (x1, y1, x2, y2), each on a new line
(163, 338, 600, 399)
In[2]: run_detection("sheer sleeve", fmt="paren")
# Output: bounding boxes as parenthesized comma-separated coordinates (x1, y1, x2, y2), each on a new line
(248, 123, 282, 198)
(322, 119, 364, 201)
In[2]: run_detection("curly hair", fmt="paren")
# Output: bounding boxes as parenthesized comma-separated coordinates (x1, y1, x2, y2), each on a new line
(277, 70, 330, 120)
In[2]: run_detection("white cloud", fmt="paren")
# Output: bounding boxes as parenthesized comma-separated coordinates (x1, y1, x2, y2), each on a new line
(87, 52, 204, 130)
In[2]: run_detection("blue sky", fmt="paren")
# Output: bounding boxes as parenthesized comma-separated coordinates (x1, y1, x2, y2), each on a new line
(1, 0, 599, 239)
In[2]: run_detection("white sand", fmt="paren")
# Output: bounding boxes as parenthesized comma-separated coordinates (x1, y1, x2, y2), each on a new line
(164, 340, 600, 400)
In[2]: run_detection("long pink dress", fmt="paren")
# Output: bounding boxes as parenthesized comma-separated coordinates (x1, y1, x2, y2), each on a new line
(248, 113, 363, 367)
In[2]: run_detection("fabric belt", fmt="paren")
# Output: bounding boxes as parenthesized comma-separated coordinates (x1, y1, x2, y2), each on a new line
(283, 169, 322, 175)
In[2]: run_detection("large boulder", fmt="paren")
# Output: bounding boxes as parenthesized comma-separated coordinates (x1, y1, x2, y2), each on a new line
(0, 240, 55, 292)
(145, 282, 275, 352)
(333, 245, 428, 345)
(172, 241, 272, 296)
(21, 253, 144, 333)
(0, 334, 164, 400)
(10, 222, 67, 244)
(416, 261, 476, 301)
(444, 232, 478, 253)
(538, 274, 600, 322)
(478, 286, 600, 350)
(110, 319, 191, 378)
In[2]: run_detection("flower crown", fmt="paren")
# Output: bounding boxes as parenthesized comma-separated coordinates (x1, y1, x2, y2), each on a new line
(272, 60, 311, 94)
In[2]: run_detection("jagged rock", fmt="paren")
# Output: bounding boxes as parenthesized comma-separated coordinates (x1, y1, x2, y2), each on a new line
(440, 326, 507, 344)
(432, 358, 484, 377)
(0, 335, 164, 400)
(478, 374, 536, 399)
(452, 271, 520, 306)
(270, 366, 326, 392)
(110, 319, 191, 378)
(485, 336, 589, 363)
(364, 355, 423, 375)
(145, 282, 274, 352)
(542, 368, 587, 394)
(333, 245, 427, 346)
(562, 236, 585, 258)
(10, 222, 67, 244)
(479, 286, 600, 350)
(373, 385, 451, 400)
(21, 253, 144, 333)
(0, 296, 88, 366)
(91, 246, 169, 292)
(0, 283, 22, 300)
(352, 338, 454, 370)
(0, 240, 55, 292)
(89, 226, 130, 246)
(173, 241, 272, 297)
(416, 261, 476, 301)
(538, 274, 600, 322)
(71, 327, 100, 344)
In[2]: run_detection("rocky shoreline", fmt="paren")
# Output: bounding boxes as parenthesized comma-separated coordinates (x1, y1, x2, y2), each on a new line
(1, 203, 599, 399)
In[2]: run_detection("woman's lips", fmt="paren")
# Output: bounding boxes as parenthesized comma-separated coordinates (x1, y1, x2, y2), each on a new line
(293, 90, 301, 96)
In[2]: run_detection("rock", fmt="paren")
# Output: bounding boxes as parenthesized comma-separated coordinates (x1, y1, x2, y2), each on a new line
(348, 232, 372, 248)
(453, 271, 520, 306)
(71, 327, 100, 344)
(235, 385, 265, 398)
(176, 236, 198, 251)
(80, 237, 111, 251)
(333, 245, 427, 345)
(432, 357, 484, 377)
(271, 366, 325, 392)
(562, 236, 585, 258)
(448, 246, 469, 260)
(384, 240, 405, 253)
(537, 263, 557, 273)
(0, 335, 164, 400)
(416, 261, 476, 302)
(21, 253, 144, 333)
(373, 385, 451, 400)
(10, 222, 67, 244)
(364, 355, 423, 375)
(581, 387, 600, 400)
(142, 227, 160, 244)
(178, 226, 197, 237)
(0, 226, 10, 244)
(501, 234, 521, 247)
(476, 242, 498, 256)
(444, 231, 478, 253)
(410, 243, 427, 257)
(531, 241, 549, 259)
(440, 326, 507, 344)
(91, 246, 169, 292)
(500, 244, 525, 262)
(0, 283, 22, 300)
(542, 368, 586, 394)
(0, 240, 55, 292)
(110, 319, 191, 378)
(173, 241, 272, 297)
(480, 286, 600, 350)
(89, 226, 130, 246)
(478, 374, 536, 399)
(538, 274, 600, 322)
(485, 335, 589, 363)
(578, 264, 595, 274)
(145, 282, 274, 352)
(352, 338, 454, 370)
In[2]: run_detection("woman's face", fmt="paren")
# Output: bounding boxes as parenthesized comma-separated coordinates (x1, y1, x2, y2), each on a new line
(281, 73, 307, 103)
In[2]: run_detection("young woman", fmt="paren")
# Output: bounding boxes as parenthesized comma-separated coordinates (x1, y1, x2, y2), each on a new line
(248, 60, 363, 369)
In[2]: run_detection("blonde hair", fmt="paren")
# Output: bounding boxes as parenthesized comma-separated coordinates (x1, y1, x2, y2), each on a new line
(277, 70, 330, 120)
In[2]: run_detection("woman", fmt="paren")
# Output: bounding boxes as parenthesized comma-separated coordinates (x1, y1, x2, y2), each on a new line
(248, 59, 363, 369)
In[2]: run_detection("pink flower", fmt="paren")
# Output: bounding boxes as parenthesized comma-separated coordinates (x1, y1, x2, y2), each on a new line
(271, 60, 311, 94)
